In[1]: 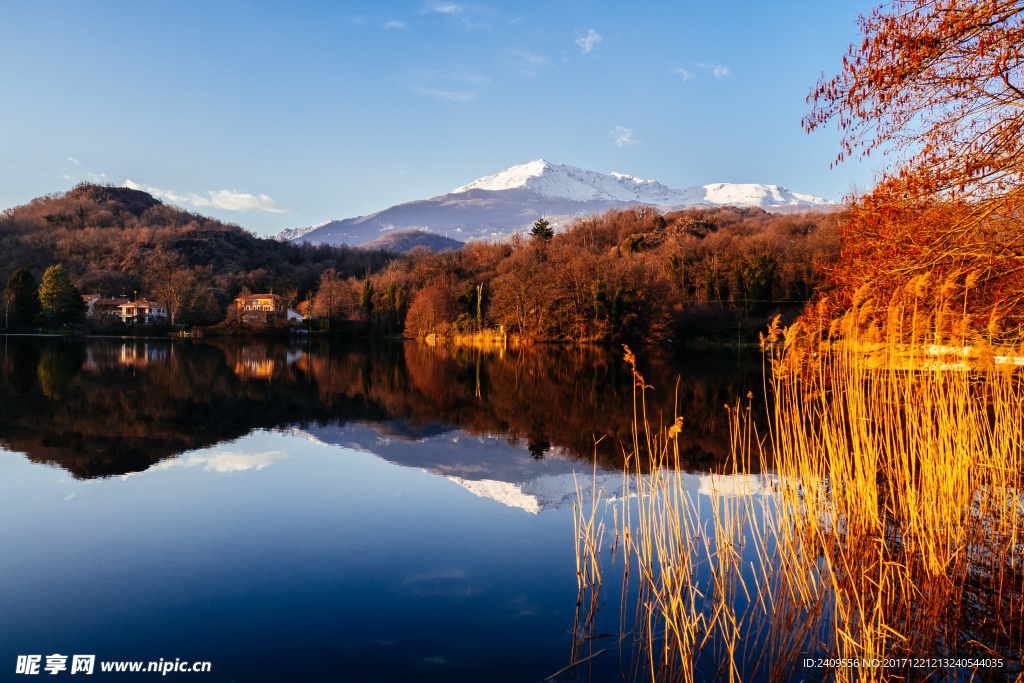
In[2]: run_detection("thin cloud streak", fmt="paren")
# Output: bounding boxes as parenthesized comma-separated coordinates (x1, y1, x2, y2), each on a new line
(510, 50, 548, 75)
(412, 86, 477, 102)
(428, 3, 462, 14)
(423, 3, 497, 29)
(410, 65, 489, 101)
(61, 157, 107, 184)
(671, 66, 694, 81)
(697, 62, 730, 78)
(124, 180, 290, 213)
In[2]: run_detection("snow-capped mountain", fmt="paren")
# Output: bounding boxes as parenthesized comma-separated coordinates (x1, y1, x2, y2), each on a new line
(700, 182, 827, 207)
(279, 160, 832, 247)
(452, 159, 693, 204)
(276, 224, 323, 242)
(279, 422, 770, 513)
(283, 422, 619, 513)
(454, 160, 829, 207)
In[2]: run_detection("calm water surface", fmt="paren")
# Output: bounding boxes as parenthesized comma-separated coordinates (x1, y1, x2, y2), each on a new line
(0, 338, 764, 682)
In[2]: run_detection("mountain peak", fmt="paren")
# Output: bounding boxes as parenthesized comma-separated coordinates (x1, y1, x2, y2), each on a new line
(452, 159, 683, 203)
(451, 159, 552, 194)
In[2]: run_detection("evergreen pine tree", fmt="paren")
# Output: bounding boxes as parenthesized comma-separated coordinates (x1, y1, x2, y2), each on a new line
(38, 264, 83, 326)
(530, 218, 554, 241)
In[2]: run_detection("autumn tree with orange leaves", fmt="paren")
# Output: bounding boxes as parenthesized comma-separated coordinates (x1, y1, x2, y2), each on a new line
(805, 0, 1024, 330)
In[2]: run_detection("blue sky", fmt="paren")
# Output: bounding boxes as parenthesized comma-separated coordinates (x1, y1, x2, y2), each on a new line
(0, 1, 879, 237)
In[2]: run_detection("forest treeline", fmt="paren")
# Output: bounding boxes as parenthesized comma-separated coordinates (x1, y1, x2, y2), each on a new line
(1, 183, 840, 341)
(345, 205, 839, 341)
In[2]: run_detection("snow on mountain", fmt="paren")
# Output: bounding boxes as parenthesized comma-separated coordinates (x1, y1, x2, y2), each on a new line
(452, 159, 690, 204)
(279, 160, 832, 247)
(446, 472, 629, 514)
(699, 182, 830, 208)
(451, 160, 829, 207)
(276, 223, 327, 242)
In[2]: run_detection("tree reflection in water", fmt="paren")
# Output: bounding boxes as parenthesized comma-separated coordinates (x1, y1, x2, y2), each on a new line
(0, 337, 767, 479)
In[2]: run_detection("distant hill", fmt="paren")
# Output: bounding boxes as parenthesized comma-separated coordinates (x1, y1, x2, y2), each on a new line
(280, 160, 835, 247)
(0, 183, 392, 319)
(359, 228, 464, 253)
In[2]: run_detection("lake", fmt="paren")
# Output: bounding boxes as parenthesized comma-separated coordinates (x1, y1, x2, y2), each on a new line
(0, 337, 765, 682)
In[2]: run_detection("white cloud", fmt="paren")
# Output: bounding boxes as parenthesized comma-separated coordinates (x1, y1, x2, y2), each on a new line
(384, 20, 408, 29)
(131, 449, 291, 475)
(697, 62, 730, 78)
(429, 3, 461, 13)
(671, 66, 694, 81)
(575, 29, 601, 54)
(191, 450, 290, 473)
(412, 86, 477, 102)
(124, 180, 289, 213)
(60, 157, 108, 185)
(207, 189, 289, 212)
(611, 125, 636, 147)
(124, 180, 184, 202)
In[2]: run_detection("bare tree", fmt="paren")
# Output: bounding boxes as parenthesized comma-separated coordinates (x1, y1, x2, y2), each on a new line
(145, 251, 193, 324)
(312, 269, 346, 330)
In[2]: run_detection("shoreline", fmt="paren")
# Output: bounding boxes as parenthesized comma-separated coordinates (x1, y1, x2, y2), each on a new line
(0, 330, 771, 352)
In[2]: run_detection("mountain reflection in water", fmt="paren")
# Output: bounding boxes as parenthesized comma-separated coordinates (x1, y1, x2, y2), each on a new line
(0, 337, 766, 484)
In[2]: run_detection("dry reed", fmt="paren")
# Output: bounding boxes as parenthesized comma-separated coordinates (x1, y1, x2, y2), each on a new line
(574, 319, 1024, 681)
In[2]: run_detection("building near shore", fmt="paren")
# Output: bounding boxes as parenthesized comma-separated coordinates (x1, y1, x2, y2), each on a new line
(234, 293, 303, 326)
(116, 299, 168, 324)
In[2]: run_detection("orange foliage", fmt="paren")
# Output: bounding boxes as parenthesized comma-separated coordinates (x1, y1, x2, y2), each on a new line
(806, 0, 1024, 214)
(805, 0, 1024, 329)
(404, 277, 457, 337)
(822, 181, 1024, 323)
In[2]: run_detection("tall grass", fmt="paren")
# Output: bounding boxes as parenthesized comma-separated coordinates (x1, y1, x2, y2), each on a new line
(766, 310, 1024, 680)
(576, 324, 1024, 681)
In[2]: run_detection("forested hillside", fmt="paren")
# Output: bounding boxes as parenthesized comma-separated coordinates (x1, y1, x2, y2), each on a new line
(0, 184, 393, 325)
